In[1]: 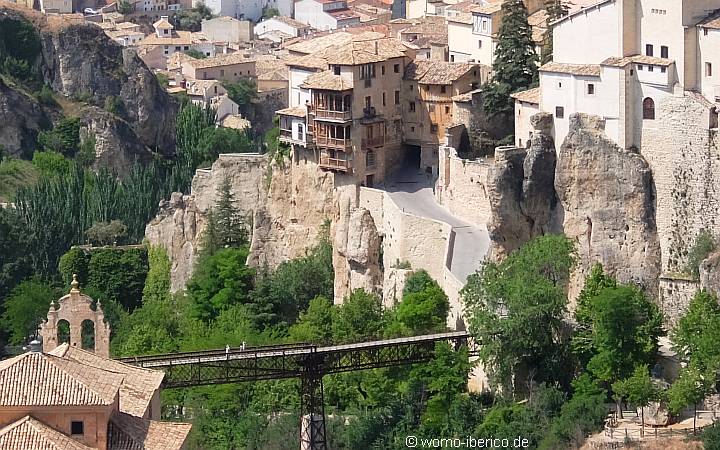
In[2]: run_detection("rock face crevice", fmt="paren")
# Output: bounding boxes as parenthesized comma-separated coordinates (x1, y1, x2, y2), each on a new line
(0, 78, 48, 157)
(555, 113, 661, 299)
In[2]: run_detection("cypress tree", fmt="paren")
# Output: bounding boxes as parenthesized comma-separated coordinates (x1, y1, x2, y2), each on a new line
(482, 0, 539, 116)
(541, 0, 569, 64)
(214, 177, 248, 249)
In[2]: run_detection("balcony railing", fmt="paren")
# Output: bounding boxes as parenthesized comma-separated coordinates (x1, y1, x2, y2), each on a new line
(314, 109, 352, 121)
(361, 136, 384, 148)
(319, 156, 350, 172)
(280, 129, 292, 138)
(315, 136, 352, 151)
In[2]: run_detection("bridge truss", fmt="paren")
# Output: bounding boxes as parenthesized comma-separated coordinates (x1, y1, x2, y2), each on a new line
(119, 331, 476, 450)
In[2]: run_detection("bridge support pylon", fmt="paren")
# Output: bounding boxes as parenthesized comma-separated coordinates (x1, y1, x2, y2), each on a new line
(300, 372, 327, 450)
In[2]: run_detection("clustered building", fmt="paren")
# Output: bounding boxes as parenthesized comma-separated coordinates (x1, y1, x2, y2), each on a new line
(0, 277, 192, 449)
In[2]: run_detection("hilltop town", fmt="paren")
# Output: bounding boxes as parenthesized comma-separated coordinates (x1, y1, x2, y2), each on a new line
(3, 0, 720, 448)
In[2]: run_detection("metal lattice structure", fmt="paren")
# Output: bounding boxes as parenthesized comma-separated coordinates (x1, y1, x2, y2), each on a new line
(119, 331, 475, 450)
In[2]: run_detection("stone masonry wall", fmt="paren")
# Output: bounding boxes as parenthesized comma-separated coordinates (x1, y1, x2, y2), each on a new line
(641, 92, 720, 273)
(658, 274, 700, 327)
(435, 145, 493, 226)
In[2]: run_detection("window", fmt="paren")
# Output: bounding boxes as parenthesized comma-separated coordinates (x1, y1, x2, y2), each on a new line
(409, 101, 416, 111)
(445, 106, 450, 114)
(411, 126, 415, 132)
(366, 150, 375, 167)
(333, 65, 340, 75)
(426, 51, 430, 58)
(440, 85, 446, 93)
(429, 104, 435, 112)
(71, 421, 84, 435)
(203, 71, 208, 78)
(643, 97, 655, 120)
(648, 65, 654, 72)
(220, 69, 224, 77)
(661, 45, 668, 58)
(450, 55, 455, 62)
(646, 44, 653, 56)
(478, 40, 482, 48)
(394, 90, 400, 104)
(555, 106, 564, 118)
(381, 65, 385, 75)
(661, 66, 666, 73)
(408, 84, 413, 91)
(704, 28, 709, 36)
(394, 64, 400, 73)
(707, 62, 713, 77)
(298, 123, 304, 141)
(382, 92, 386, 106)
(365, 96, 371, 108)
(360, 63, 376, 79)
(184, 46, 189, 50)
(587, 83, 595, 95)
(637, 64, 643, 71)
(431, 124, 438, 134)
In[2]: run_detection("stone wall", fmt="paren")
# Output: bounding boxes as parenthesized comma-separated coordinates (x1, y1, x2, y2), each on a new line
(641, 92, 720, 273)
(435, 145, 493, 226)
(658, 273, 700, 327)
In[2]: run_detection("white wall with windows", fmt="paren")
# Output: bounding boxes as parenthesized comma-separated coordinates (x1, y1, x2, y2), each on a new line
(699, 26, 720, 102)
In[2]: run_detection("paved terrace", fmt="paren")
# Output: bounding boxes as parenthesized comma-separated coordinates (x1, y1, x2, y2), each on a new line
(383, 167, 490, 283)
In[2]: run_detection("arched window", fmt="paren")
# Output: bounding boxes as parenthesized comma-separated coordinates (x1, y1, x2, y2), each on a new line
(643, 97, 655, 120)
(57, 320, 70, 345)
(81, 320, 95, 351)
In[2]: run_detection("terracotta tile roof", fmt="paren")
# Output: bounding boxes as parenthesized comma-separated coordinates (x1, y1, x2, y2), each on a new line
(0, 351, 123, 407)
(446, 12, 473, 24)
(276, 106, 307, 117)
(411, 34, 448, 48)
(108, 412, 192, 450)
(447, 0, 478, 12)
(267, 15, 311, 29)
(153, 17, 174, 29)
(404, 60, 480, 85)
(510, 86, 540, 104)
(300, 70, 354, 90)
(187, 52, 255, 69)
(0, 416, 94, 450)
(539, 61, 601, 76)
(451, 87, 481, 102)
(329, 8, 360, 19)
(601, 54, 674, 67)
(285, 31, 383, 54)
(138, 31, 208, 46)
(116, 21, 141, 30)
(106, 29, 144, 39)
(167, 51, 195, 70)
(256, 58, 289, 81)
(400, 18, 448, 36)
(186, 79, 224, 96)
(471, 1, 502, 15)
(698, 9, 720, 29)
(57, 345, 164, 418)
(324, 37, 408, 65)
(285, 53, 330, 70)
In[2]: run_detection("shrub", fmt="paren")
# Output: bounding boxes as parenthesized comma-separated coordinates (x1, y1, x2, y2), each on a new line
(685, 230, 716, 278)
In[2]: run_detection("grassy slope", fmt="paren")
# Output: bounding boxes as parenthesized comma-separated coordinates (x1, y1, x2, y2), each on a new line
(0, 158, 38, 203)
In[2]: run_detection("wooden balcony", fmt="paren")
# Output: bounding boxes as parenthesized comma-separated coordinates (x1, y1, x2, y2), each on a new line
(361, 136, 384, 148)
(315, 136, 352, 151)
(319, 155, 350, 172)
(314, 109, 352, 122)
(279, 129, 308, 146)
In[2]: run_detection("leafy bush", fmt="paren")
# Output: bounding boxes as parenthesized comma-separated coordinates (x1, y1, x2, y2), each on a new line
(0, 278, 59, 345)
(37, 118, 81, 156)
(36, 85, 58, 107)
(104, 95, 123, 115)
(85, 220, 128, 246)
(32, 151, 72, 177)
(685, 230, 716, 278)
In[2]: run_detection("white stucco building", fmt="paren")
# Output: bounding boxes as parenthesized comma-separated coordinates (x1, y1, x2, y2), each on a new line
(294, 0, 361, 30)
(200, 0, 294, 21)
(513, 0, 720, 150)
(254, 15, 312, 38)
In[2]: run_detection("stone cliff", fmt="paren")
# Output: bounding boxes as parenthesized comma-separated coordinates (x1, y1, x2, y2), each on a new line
(146, 155, 335, 291)
(555, 113, 661, 299)
(0, 4, 176, 164)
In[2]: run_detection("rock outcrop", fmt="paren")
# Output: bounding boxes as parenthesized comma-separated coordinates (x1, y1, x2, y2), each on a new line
(555, 113, 661, 299)
(146, 155, 336, 291)
(333, 190, 383, 300)
(700, 251, 720, 296)
(0, 78, 48, 157)
(80, 107, 154, 173)
(486, 112, 559, 257)
(40, 23, 177, 155)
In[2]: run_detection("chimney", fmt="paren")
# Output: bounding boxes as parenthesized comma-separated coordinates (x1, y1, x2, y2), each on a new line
(27, 338, 43, 353)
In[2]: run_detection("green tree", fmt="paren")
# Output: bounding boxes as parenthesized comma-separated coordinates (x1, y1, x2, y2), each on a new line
(224, 79, 258, 108)
(214, 177, 249, 248)
(667, 366, 712, 433)
(58, 247, 90, 286)
(86, 248, 149, 311)
(142, 246, 172, 304)
(85, 220, 128, 246)
(481, 0, 538, 116)
(462, 235, 575, 394)
(288, 296, 334, 344)
(612, 365, 659, 434)
(175, 3, 214, 31)
(187, 247, 255, 323)
(572, 263, 617, 366)
(332, 289, 384, 343)
(671, 290, 720, 371)
(685, 230, 716, 278)
(37, 118, 81, 157)
(196, 128, 252, 165)
(1, 279, 57, 345)
(393, 273, 449, 335)
(540, 0, 569, 64)
(251, 226, 334, 326)
(261, 5, 280, 18)
(0, 207, 31, 303)
(118, 0, 133, 14)
(185, 48, 207, 59)
(32, 151, 72, 177)
(402, 269, 435, 296)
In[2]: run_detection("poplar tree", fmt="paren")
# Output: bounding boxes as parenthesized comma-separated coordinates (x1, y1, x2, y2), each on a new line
(482, 0, 539, 116)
